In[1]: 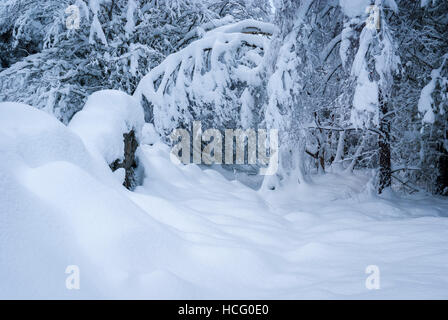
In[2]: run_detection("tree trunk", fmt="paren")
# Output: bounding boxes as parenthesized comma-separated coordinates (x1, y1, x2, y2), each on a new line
(436, 141, 448, 195)
(109, 0, 115, 20)
(378, 89, 391, 194)
(346, 133, 365, 173)
(332, 130, 345, 171)
(110, 130, 139, 190)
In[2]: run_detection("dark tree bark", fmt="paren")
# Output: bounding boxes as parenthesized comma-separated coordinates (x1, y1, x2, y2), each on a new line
(436, 141, 448, 195)
(378, 89, 391, 194)
(108, 0, 115, 20)
(110, 130, 139, 190)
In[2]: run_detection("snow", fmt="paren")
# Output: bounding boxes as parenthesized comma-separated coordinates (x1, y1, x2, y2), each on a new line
(418, 55, 448, 124)
(419, 74, 437, 124)
(0, 101, 168, 298)
(339, 0, 398, 18)
(69, 90, 144, 166)
(134, 19, 274, 136)
(385, 0, 399, 13)
(321, 33, 342, 63)
(240, 88, 255, 128)
(204, 19, 277, 37)
(88, 0, 102, 15)
(339, 0, 371, 18)
(125, 0, 137, 36)
(421, 0, 432, 7)
(1, 100, 448, 299)
(89, 14, 107, 46)
(349, 13, 400, 128)
(352, 67, 379, 126)
(76, 0, 90, 22)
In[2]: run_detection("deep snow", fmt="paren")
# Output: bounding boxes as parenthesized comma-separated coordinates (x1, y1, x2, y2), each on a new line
(1, 101, 448, 299)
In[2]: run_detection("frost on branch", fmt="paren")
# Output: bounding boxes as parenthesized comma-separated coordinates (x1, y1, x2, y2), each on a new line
(134, 19, 276, 138)
(418, 55, 448, 124)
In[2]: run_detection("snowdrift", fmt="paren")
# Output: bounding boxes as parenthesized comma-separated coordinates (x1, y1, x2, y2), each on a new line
(1, 96, 448, 299)
(0, 99, 183, 298)
(69, 90, 144, 166)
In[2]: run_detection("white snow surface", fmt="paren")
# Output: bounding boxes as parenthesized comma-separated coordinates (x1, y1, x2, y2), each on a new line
(1, 101, 448, 299)
(69, 90, 144, 166)
(339, 0, 371, 18)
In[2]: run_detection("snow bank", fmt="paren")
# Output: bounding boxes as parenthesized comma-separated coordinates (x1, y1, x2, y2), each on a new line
(69, 90, 144, 166)
(132, 144, 448, 299)
(0, 101, 181, 298)
(0, 102, 93, 173)
(1, 100, 448, 299)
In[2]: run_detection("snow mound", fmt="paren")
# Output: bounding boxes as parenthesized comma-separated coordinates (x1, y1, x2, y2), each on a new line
(1, 100, 448, 299)
(132, 143, 448, 299)
(0, 102, 92, 171)
(69, 90, 144, 166)
(0, 101, 181, 299)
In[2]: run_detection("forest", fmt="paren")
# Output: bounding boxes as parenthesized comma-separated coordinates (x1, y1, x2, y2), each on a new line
(0, 0, 448, 299)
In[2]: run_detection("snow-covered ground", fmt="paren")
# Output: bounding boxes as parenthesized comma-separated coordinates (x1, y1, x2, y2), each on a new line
(1, 99, 448, 299)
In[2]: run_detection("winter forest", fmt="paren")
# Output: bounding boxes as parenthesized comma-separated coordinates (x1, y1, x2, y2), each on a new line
(1, 0, 448, 299)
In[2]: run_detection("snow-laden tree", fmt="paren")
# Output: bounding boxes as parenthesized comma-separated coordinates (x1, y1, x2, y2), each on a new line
(411, 0, 448, 195)
(259, 0, 317, 189)
(418, 54, 448, 194)
(134, 19, 275, 139)
(341, 0, 400, 193)
(0, 0, 270, 123)
(0, 0, 94, 122)
(2, 0, 447, 196)
(260, 0, 358, 190)
(385, 0, 448, 194)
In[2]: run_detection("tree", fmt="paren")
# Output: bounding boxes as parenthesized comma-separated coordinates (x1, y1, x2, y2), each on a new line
(389, 0, 448, 194)
(134, 19, 275, 137)
(345, 0, 400, 193)
(0, 0, 270, 123)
